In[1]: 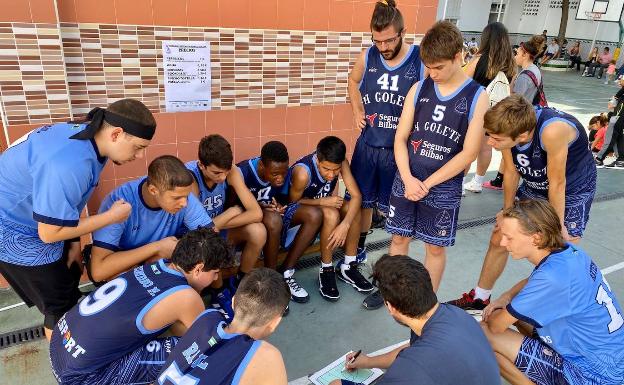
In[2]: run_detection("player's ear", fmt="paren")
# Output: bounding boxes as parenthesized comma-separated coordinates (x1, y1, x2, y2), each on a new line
(147, 183, 160, 196)
(531, 232, 543, 248)
(109, 126, 123, 142)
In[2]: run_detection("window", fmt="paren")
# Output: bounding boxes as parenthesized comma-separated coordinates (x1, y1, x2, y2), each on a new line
(523, 0, 540, 15)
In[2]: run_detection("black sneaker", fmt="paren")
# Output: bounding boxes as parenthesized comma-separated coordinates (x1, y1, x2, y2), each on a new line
(446, 289, 490, 310)
(595, 158, 604, 168)
(319, 266, 340, 301)
(337, 262, 374, 293)
(362, 290, 384, 310)
(605, 160, 624, 169)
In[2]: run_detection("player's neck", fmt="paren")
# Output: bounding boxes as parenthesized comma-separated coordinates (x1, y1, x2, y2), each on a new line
(140, 182, 161, 210)
(202, 174, 217, 189)
(435, 69, 468, 94)
(528, 248, 553, 266)
(225, 319, 265, 340)
(405, 302, 439, 336)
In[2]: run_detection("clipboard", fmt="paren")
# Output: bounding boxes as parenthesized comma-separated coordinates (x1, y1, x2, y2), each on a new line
(308, 351, 383, 385)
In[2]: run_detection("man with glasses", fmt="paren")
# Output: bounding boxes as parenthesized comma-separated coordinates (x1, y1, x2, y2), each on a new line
(347, 0, 425, 310)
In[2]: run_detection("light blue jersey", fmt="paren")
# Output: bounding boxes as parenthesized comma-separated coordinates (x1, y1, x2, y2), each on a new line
(508, 244, 624, 385)
(185, 161, 228, 219)
(0, 123, 106, 265)
(92, 178, 213, 251)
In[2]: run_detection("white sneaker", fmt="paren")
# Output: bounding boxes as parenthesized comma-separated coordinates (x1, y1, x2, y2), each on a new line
(285, 276, 309, 303)
(463, 178, 483, 193)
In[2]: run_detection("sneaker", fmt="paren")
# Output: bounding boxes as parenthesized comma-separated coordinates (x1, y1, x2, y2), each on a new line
(595, 158, 605, 168)
(319, 266, 340, 301)
(210, 288, 234, 320)
(337, 262, 374, 293)
(356, 247, 368, 264)
(446, 289, 490, 310)
(362, 290, 384, 310)
(463, 178, 483, 193)
(285, 276, 310, 303)
(604, 160, 624, 169)
(483, 180, 503, 190)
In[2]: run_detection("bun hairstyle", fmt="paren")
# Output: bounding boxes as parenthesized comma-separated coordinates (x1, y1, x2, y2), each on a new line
(522, 34, 546, 59)
(370, 0, 404, 33)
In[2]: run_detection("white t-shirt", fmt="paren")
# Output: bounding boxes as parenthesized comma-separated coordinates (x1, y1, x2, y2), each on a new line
(546, 43, 559, 55)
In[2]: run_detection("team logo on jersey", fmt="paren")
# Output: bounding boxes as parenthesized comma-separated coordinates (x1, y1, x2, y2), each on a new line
(151, 264, 161, 275)
(435, 210, 452, 236)
(404, 63, 418, 79)
(419, 97, 430, 103)
(454, 97, 468, 114)
(410, 139, 423, 154)
(366, 113, 378, 127)
(368, 67, 378, 73)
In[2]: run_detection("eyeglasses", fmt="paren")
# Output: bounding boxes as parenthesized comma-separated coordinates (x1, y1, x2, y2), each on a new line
(371, 30, 402, 46)
(513, 48, 518, 56)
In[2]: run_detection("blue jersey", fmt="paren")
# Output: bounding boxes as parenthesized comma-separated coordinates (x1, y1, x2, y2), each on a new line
(408, 77, 484, 190)
(237, 157, 276, 205)
(158, 309, 261, 385)
(359, 45, 424, 148)
(0, 123, 106, 266)
(92, 178, 212, 251)
(186, 161, 228, 219)
(288, 153, 337, 199)
(511, 107, 597, 196)
(50, 260, 190, 373)
(508, 244, 624, 385)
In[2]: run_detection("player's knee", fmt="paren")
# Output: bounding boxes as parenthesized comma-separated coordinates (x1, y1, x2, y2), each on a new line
(426, 244, 446, 258)
(245, 222, 267, 246)
(262, 211, 283, 234)
(390, 235, 410, 248)
(321, 207, 340, 225)
(302, 206, 323, 227)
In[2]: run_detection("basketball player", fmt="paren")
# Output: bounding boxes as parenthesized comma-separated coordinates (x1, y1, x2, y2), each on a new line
(157, 268, 290, 385)
(0, 100, 155, 339)
(449, 95, 597, 310)
(366, 21, 488, 309)
(287, 136, 373, 301)
(481, 200, 623, 385)
(347, 0, 425, 265)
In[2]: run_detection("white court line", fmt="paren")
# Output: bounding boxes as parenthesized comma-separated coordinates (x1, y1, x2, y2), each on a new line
(0, 282, 93, 313)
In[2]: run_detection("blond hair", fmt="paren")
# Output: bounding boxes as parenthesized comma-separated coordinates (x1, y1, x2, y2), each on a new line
(502, 200, 566, 250)
(484, 94, 536, 139)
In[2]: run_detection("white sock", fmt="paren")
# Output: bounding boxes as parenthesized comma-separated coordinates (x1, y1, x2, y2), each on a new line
(283, 268, 295, 279)
(321, 262, 333, 268)
(474, 286, 492, 301)
(343, 255, 356, 265)
(474, 174, 485, 185)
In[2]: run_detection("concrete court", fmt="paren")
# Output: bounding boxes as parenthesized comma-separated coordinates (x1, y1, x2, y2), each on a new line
(0, 70, 623, 384)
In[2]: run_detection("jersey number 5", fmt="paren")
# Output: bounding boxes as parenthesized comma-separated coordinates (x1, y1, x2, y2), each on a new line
(596, 282, 624, 333)
(432, 105, 446, 122)
(79, 277, 127, 316)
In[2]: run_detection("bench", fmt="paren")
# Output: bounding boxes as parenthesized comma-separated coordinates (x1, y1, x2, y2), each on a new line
(541, 59, 571, 71)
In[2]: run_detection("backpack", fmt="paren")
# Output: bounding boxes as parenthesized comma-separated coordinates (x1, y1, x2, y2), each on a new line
(521, 69, 548, 107)
(485, 71, 510, 107)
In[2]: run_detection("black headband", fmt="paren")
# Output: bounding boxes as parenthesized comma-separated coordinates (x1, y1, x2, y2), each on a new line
(70, 107, 156, 140)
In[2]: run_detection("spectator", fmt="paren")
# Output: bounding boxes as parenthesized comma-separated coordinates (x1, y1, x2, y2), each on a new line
(589, 115, 608, 152)
(533, 29, 548, 63)
(467, 36, 478, 50)
(585, 46, 611, 78)
(539, 38, 559, 66)
(559, 38, 568, 58)
(568, 41, 582, 71)
(581, 47, 599, 76)
(596, 77, 624, 168)
(605, 59, 617, 84)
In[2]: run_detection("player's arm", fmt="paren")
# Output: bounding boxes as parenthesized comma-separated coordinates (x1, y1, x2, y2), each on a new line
(483, 278, 528, 333)
(144, 288, 205, 336)
(542, 122, 574, 228)
(239, 342, 288, 385)
(214, 167, 263, 229)
(345, 343, 410, 371)
(339, 161, 361, 226)
(423, 91, 489, 189)
(348, 49, 367, 130)
(501, 149, 520, 210)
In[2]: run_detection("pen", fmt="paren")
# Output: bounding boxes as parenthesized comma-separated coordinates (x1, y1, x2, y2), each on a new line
(342, 350, 362, 372)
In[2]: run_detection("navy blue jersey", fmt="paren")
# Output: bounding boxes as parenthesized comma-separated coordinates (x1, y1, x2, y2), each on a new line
(158, 309, 261, 385)
(408, 77, 484, 188)
(237, 157, 276, 205)
(511, 107, 597, 196)
(359, 45, 424, 148)
(186, 161, 228, 218)
(50, 260, 190, 373)
(288, 153, 337, 199)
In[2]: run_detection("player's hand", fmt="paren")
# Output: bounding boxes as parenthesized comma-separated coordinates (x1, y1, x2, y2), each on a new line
(404, 176, 429, 201)
(156, 236, 179, 259)
(561, 223, 578, 243)
(66, 240, 84, 273)
(265, 198, 287, 215)
(482, 294, 511, 322)
(106, 199, 132, 223)
(321, 196, 344, 209)
(345, 352, 369, 371)
(354, 111, 366, 131)
(327, 222, 349, 250)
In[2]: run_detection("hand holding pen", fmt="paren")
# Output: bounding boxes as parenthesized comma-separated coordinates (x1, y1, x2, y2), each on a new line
(342, 350, 363, 372)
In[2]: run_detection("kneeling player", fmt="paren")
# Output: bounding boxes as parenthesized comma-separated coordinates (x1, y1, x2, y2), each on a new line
(186, 134, 265, 317)
(449, 94, 597, 310)
(158, 268, 290, 385)
(481, 200, 624, 385)
(288, 136, 373, 301)
(237, 141, 322, 305)
(50, 228, 231, 385)
(371, 21, 488, 310)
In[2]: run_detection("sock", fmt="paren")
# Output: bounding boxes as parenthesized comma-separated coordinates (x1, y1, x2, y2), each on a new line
(283, 268, 295, 279)
(358, 232, 368, 249)
(474, 286, 492, 301)
(343, 255, 356, 265)
(321, 262, 333, 268)
(474, 174, 485, 185)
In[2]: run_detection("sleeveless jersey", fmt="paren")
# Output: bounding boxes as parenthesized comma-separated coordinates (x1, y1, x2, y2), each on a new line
(359, 44, 424, 148)
(186, 161, 228, 218)
(237, 157, 276, 205)
(51, 260, 190, 373)
(511, 107, 596, 196)
(408, 77, 484, 190)
(158, 309, 261, 385)
(289, 153, 338, 199)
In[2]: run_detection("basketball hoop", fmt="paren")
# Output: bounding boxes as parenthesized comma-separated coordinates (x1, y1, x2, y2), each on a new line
(585, 11, 604, 21)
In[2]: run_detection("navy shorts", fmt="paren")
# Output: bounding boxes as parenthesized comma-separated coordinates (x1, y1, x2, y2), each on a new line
(385, 174, 462, 247)
(51, 336, 179, 385)
(349, 136, 396, 215)
(515, 337, 581, 385)
(280, 203, 302, 249)
(516, 184, 595, 238)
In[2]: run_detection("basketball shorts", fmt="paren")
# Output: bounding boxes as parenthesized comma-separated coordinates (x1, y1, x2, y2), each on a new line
(515, 337, 586, 385)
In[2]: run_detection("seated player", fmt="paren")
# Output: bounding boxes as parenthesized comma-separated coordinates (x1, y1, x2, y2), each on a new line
(481, 199, 624, 385)
(186, 134, 265, 318)
(237, 141, 322, 305)
(157, 267, 290, 385)
(89, 155, 213, 282)
(330, 254, 500, 385)
(50, 228, 231, 385)
(449, 94, 597, 310)
(288, 136, 373, 301)
(372, 21, 488, 310)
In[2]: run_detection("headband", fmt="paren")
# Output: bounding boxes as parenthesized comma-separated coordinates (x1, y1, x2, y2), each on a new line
(70, 107, 156, 140)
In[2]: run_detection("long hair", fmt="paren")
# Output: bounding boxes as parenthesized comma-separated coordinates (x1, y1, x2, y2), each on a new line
(502, 200, 566, 250)
(479, 22, 516, 80)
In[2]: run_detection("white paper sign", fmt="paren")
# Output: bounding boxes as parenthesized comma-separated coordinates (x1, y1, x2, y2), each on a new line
(162, 40, 211, 112)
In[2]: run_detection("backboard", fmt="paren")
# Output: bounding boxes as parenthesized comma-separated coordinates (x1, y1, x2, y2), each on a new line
(576, 0, 624, 22)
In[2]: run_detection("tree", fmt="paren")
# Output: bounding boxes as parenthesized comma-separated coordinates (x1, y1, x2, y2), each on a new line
(557, 0, 570, 45)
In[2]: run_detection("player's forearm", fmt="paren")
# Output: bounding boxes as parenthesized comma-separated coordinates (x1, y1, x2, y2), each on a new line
(394, 136, 412, 182)
(91, 243, 159, 281)
(38, 211, 116, 243)
(341, 195, 361, 226)
(299, 198, 322, 206)
(502, 170, 520, 209)
(424, 151, 476, 189)
(220, 208, 263, 229)
(363, 344, 409, 369)
(548, 180, 566, 226)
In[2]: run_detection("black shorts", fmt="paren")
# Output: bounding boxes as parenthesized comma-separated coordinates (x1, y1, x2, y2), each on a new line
(0, 242, 82, 329)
